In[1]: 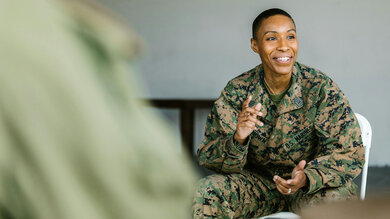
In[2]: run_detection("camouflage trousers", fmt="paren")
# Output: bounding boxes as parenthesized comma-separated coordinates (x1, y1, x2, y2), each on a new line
(192, 170, 357, 219)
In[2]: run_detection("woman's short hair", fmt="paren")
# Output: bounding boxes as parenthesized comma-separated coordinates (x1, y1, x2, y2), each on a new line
(252, 8, 295, 40)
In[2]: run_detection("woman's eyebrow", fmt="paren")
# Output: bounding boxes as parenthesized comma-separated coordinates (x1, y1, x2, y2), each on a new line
(264, 31, 277, 36)
(264, 29, 296, 36)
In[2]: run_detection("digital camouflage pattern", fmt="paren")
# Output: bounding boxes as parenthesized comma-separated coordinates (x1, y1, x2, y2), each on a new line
(193, 170, 357, 218)
(193, 62, 364, 218)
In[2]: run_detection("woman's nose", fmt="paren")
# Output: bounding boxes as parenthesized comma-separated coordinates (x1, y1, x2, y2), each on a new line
(277, 38, 288, 51)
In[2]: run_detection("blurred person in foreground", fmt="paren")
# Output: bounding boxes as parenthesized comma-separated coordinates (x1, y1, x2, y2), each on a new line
(301, 196, 390, 219)
(0, 0, 196, 218)
(193, 8, 364, 218)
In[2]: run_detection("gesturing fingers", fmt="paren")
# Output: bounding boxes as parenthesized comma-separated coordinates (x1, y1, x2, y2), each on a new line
(240, 115, 263, 127)
(276, 183, 293, 195)
(237, 120, 257, 130)
(240, 106, 262, 117)
(235, 95, 263, 142)
(238, 100, 263, 128)
(242, 95, 252, 110)
(274, 175, 289, 187)
(274, 175, 296, 195)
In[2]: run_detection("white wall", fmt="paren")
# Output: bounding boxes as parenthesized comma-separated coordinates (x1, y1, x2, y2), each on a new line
(98, 0, 390, 166)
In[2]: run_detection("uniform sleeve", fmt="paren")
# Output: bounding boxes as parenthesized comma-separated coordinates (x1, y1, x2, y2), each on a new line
(304, 78, 364, 194)
(197, 83, 250, 173)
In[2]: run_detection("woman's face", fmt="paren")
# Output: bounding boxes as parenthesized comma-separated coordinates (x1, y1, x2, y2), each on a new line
(251, 15, 298, 76)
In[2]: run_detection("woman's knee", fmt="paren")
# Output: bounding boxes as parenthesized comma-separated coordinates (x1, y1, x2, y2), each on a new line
(291, 182, 358, 213)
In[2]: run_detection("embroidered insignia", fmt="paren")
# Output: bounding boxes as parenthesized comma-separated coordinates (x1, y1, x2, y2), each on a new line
(294, 97, 303, 107)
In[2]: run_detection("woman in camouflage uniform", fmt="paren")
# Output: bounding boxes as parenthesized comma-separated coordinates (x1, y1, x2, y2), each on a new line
(193, 8, 364, 219)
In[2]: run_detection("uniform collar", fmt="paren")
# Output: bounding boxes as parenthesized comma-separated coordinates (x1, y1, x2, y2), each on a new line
(277, 63, 304, 115)
(252, 63, 304, 122)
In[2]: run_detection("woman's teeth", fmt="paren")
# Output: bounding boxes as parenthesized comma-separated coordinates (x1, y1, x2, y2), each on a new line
(277, 57, 290, 61)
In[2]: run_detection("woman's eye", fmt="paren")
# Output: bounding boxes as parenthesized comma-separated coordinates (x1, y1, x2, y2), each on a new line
(266, 37, 276, 41)
(287, 35, 295, 40)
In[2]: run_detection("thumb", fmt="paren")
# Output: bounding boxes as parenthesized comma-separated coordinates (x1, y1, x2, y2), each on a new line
(298, 160, 306, 170)
(242, 95, 252, 110)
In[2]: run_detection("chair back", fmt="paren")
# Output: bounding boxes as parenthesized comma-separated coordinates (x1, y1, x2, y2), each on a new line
(355, 113, 372, 200)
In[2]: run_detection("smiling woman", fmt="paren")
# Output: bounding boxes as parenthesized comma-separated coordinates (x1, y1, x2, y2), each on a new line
(193, 8, 364, 218)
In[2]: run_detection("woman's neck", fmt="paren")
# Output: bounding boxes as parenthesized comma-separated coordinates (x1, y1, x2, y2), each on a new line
(264, 72, 292, 94)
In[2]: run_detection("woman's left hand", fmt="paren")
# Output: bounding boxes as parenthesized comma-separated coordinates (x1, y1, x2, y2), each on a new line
(273, 160, 308, 195)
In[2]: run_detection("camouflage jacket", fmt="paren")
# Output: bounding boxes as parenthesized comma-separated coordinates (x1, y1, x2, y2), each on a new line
(198, 62, 364, 194)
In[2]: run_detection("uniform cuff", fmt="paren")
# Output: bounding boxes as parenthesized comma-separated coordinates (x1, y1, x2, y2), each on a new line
(226, 134, 250, 159)
(304, 168, 324, 194)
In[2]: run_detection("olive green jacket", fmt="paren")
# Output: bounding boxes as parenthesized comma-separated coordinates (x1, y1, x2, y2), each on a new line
(0, 0, 196, 218)
(198, 62, 364, 194)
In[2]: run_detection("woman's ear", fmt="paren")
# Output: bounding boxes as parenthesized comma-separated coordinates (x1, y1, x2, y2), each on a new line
(251, 38, 259, 54)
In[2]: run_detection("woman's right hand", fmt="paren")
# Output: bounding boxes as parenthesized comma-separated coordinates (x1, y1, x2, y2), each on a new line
(234, 95, 263, 145)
